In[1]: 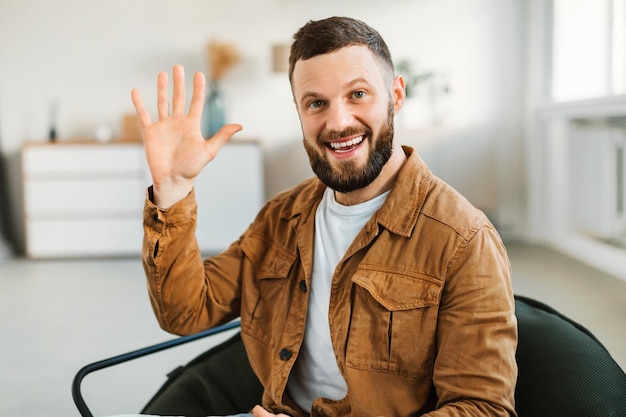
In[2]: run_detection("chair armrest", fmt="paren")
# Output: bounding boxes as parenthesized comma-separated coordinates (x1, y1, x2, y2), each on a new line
(72, 321, 241, 417)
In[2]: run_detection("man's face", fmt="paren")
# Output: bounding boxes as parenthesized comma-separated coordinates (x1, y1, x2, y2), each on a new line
(291, 45, 401, 193)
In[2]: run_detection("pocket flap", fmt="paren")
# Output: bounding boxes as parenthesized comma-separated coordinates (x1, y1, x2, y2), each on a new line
(241, 234, 295, 279)
(352, 266, 442, 311)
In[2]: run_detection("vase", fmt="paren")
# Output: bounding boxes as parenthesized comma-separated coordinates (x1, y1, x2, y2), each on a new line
(202, 80, 226, 138)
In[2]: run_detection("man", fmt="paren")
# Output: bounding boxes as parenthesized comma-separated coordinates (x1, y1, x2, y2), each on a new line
(131, 16, 518, 417)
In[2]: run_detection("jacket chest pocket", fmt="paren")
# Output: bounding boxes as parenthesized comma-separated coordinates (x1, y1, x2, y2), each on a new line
(240, 234, 297, 344)
(347, 266, 442, 379)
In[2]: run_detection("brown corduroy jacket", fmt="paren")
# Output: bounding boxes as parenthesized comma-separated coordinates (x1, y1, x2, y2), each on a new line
(142, 146, 518, 417)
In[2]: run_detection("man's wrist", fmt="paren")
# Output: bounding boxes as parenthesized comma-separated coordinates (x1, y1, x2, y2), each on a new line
(152, 182, 193, 210)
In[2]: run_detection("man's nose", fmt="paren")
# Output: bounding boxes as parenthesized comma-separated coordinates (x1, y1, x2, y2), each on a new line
(325, 101, 354, 132)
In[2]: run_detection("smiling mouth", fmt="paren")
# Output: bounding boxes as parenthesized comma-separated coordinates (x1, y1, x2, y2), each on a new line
(328, 135, 365, 153)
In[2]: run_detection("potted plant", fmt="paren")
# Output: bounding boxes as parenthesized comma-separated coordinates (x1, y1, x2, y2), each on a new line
(395, 59, 434, 129)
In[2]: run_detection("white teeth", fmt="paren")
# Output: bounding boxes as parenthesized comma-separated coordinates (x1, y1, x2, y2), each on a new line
(329, 136, 364, 150)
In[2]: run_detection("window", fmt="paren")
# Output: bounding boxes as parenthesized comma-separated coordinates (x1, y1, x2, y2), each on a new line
(551, 0, 626, 100)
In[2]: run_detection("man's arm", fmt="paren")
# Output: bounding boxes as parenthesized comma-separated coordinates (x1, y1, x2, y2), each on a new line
(427, 226, 518, 416)
(132, 65, 244, 334)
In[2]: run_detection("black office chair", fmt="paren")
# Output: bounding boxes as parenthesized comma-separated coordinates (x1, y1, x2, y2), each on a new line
(73, 295, 626, 417)
(513, 295, 626, 417)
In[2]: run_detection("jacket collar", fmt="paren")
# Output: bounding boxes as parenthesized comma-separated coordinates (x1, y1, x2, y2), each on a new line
(375, 146, 431, 237)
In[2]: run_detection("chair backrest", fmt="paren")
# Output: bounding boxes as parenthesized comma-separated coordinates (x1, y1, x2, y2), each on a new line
(514, 295, 626, 417)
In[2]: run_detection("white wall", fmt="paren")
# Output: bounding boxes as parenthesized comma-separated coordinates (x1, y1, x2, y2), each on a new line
(0, 0, 526, 251)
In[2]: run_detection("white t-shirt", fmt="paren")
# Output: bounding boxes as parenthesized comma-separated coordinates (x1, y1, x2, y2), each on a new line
(287, 187, 389, 412)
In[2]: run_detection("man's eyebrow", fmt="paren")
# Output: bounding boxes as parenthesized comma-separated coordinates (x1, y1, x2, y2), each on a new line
(297, 77, 373, 105)
(344, 77, 370, 88)
(300, 77, 371, 98)
(298, 91, 321, 105)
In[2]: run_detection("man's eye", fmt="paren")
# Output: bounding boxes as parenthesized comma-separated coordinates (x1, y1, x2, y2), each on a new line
(352, 91, 366, 99)
(309, 100, 324, 109)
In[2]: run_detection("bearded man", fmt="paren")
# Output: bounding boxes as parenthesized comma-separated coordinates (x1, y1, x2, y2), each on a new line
(131, 16, 518, 417)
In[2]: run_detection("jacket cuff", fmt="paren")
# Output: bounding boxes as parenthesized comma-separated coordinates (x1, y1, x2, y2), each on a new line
(143, 186, 197, 232)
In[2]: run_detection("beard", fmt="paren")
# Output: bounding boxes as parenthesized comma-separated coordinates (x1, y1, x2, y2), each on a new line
(303, 102, 395, 194)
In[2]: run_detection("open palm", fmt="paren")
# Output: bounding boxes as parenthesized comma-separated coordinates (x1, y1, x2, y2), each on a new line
(131, 65, 242, 208)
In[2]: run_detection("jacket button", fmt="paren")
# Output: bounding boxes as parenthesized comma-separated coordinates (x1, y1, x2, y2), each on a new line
(299, 280, 307, 292)
(279, 348, 292, 361)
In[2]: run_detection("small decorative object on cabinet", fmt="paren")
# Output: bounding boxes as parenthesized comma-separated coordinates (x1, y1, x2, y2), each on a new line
(203, 80, 226, 138)
(202, 39, 240, 138)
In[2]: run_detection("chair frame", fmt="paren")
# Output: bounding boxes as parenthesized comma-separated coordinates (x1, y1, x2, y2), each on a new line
(72, 320, 241, 417)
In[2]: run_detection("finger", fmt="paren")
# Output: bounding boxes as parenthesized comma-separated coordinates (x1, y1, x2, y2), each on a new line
(204, 123, 243, 160)
(251, 405, 274, 416)
(130, 89, 152, 127)
(188, 71, 206, 120)
(157, 71, 169, 120)
(251, 405, 290, 417)
(172, 65, 186, 115)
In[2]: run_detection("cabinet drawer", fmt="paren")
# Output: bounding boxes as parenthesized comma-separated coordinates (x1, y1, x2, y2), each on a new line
(25, 218, 143, 257)
(24, 178, 146, 215)
(22, 144, 144, 176)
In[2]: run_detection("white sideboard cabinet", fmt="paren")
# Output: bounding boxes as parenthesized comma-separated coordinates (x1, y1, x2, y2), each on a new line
(22, 140, 264, 258)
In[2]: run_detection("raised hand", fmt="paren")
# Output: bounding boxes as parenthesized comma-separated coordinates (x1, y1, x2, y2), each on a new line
(131, 64, 242, 208)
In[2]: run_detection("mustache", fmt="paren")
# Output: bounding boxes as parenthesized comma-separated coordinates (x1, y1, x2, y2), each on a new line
(318, 125, 372, 142)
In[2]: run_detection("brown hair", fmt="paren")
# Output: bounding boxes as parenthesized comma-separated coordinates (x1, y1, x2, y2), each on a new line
(288, 16, 395, 85)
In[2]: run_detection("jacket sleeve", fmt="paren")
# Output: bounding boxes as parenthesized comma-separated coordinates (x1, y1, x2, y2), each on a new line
(425, 225, 518, 417)
(142, 187, 244, 336)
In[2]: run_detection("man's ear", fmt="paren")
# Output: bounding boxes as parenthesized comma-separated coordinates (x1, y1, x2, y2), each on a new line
(392, 75, 406, 115)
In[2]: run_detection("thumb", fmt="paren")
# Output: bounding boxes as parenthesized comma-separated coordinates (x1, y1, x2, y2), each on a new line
(203, 123, 243, 160)
(208, 123, 243, 143)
